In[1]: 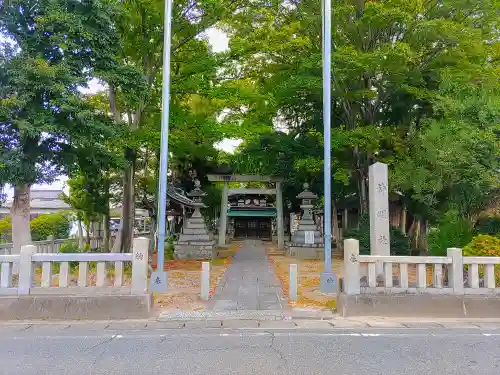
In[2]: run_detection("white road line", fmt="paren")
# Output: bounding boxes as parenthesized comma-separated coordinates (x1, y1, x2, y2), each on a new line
(3, 331, 500, 341)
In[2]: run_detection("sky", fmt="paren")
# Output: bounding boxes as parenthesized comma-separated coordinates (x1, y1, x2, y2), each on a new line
(3, 28, 240, 200)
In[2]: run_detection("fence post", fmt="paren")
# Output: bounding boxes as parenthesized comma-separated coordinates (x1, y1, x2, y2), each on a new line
(19, 245, 37, 295)
(344, 239, 360, 295)
(289, 264, 298, 302)
(131, 237, 149, 295)
(447, 248, 464, 295)
(201, 261, 210, 301)
(47, 235, 55, 253)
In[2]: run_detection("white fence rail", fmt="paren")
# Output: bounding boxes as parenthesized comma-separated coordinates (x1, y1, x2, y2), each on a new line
(0, 232, 151, 255)
(343, 239, 500, 296)
(0, 238, 70, 255)
(0, 237, 149, 296)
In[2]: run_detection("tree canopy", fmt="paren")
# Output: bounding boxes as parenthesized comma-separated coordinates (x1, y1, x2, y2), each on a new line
(1, 0, 498, 253)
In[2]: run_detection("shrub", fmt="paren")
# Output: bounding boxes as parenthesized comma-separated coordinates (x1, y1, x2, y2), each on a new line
(463, 235, 500, 257)
(343, 214, 411, 255)
(30, 213, 70, 241)
(427, 210, 475, 256)
(0, 216, 12, 243)
(463, 235, 500, 281)
(59, 240, 82, 254)
(475, 215, 500, 237)
(58, 240, 82, 270)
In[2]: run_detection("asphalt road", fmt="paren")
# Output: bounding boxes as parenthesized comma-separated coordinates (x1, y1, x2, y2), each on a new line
(2, 325, 500, 375)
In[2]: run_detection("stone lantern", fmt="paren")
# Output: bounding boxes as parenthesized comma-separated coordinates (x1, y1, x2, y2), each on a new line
(289, 183, 324, 259)
(174, 180, 216, 259)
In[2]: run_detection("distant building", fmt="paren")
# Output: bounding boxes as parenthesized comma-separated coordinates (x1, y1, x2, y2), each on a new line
(0, 189, 71, 220)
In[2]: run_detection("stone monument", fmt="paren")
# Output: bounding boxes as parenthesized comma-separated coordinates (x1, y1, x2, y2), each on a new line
(368, 162, 390, 275)
(288, 183, 324, 259)
(174, 180, 216, 259)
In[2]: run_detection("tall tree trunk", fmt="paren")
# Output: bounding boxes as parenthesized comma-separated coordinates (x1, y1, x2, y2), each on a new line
(11, 184, 31, 255)
(332, 201, 341, 256)
(355, 147, 368, 215)
(360, 174, 368, 214)
(77, 219, 84, 249)
(414, 219, 421, 249)
(112, 157, 136, 253)
(149, 217, 157, 254)
(102, 176, 111, 252)
(109, 84, 138, 253)
(103, 214, 110, 252)
(85, 219, 91, 247)
(401, 205, 407, 235)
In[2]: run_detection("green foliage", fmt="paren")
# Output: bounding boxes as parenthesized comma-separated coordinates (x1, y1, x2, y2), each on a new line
(463, 235, 500, 258)
(427, 211, 475, 256)
(30, 214, 70, 241)
(475, 216, 500, 237)
(0, 216, 12, 243)
(59, 240, 83, 269)
(343, 214, 411, 256)
(0, 0, 125, 189)
(224, 0, 500, 228)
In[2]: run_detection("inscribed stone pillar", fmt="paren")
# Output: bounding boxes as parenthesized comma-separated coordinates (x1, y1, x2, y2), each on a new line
(369, 162, 390, 275)
(276, 181, 284, 250)
(218, 181, 229, 246)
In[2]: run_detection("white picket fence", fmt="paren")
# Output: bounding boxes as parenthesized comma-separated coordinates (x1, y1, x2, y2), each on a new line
(343, 239, 500, 296)
(0, 238, 68, 255)
(0, 237, 149, 296)
(0, 232, 151, 255)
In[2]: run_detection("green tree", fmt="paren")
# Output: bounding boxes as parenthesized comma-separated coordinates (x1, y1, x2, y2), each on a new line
(223, 0, 500, 245)
(30, 213, 70, 241)
(0, 0, 125, 253)
(109, 0, 247, 251)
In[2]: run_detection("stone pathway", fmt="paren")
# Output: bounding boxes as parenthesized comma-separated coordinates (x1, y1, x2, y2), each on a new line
(207, 240, 286, 311)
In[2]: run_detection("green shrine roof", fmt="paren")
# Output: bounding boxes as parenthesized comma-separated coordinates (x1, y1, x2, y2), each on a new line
(227, 208, 277, 217)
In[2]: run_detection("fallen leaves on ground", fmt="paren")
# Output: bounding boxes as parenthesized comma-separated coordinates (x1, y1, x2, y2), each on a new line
(154, 242, 242, 312)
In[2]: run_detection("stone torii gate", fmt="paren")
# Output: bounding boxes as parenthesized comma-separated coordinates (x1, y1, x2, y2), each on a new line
(207, 174, 285, 250)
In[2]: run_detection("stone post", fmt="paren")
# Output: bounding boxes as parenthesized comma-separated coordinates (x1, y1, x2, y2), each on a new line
(47, 235, 55, 253)
(201, 261, 210, 301)
(131, 237, 149, 295)
(447, 248, 464, 295)
(289, 264, 298, 301)
(18, 244, 37, 295)
(218, 181, 229, 246)
(369, 162, 390, 275)
(276, 181, 284, 250)
(343, 239, 360, 295)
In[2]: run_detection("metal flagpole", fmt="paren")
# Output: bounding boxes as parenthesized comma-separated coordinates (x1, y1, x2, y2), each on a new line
(320, 0, 337, 293)
(151, 0, 173, 292)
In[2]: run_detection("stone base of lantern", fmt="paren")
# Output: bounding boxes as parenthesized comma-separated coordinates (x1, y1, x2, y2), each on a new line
(174, 212, 216, 260)
(288, 244, 323, 260)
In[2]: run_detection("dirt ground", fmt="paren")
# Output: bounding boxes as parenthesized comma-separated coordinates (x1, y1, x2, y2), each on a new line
(153, 241, 242, 312)
(268, 253, 343, 310)
(267, 245, 445, 310)
(17, 243, 242, 313)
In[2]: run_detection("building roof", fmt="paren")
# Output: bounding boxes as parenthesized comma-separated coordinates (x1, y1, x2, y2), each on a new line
(0, 189, 71, 212)
(228, 188, 277, 196)
(227, 208, 277, 217)
(207, 174, 284, 182)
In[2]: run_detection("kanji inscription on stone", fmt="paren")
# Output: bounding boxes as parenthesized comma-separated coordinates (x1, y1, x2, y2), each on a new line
(369, 162, 390, 273)
(305, 231, 315, 245)
(150, 271, 168, 293)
